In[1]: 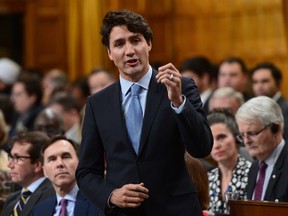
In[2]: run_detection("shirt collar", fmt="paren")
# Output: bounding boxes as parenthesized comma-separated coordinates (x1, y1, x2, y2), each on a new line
(26, 177, 46, 193)
(56, 184, 79, 204)
(120, 65, 152, 97)
(264, 139, 285, 166)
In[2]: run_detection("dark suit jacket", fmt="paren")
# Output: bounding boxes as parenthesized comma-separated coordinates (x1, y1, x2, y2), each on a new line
(277, 96, 288, 141)
(246, 142, 288, 201)
(31, 191, 103, 216)
(76, 69, 213, 216)
(1, 178, 55, 216)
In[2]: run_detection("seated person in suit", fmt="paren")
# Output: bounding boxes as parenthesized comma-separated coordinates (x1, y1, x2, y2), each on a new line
(205, 109, 251, 215)
(33, 108, 65, 138)
(250, 62, 288, 141)
(235, 96, 288, 202)
(1, 131, 55, 216)
(32, 135, 103, 216)
(179, 56, 215, 115)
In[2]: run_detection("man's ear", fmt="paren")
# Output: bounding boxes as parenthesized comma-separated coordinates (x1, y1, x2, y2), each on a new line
(107, 48, 113, 61)
(42, 165, 48, 178)
(34, 160, 43, 173)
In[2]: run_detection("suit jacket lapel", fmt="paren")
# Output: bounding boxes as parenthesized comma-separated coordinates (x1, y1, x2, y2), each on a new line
(264, 143, 288, 200)
(22, 179, 50, 216)
(74, 191, 89, 215)
(138, 70, 165, 155)
(247, 162, 259, 199)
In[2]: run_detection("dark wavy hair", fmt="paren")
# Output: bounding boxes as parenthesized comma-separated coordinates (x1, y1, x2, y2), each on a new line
(100, 10, 153, 48)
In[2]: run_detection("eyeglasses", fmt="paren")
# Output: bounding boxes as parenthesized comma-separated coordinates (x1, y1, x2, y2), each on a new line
(8, 153, 32, 164)
(236, 125, 269, 143)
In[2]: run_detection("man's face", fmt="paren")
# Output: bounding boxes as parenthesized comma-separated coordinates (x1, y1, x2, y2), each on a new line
(43, 140, 79, 193)
(209, 97, 240, 115)
(11, 82, 36, 114)
(107, 26, 152, 82)
(252, 68, 278, 97)
(181, 71, 203, 92)
(8, 142, 40, 187)
(237, 119, 276, 161)
(218, 62, 247, 92)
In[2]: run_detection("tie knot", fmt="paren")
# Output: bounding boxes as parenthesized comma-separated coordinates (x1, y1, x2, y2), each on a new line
(22, 188, 32, 198)
(131, 84, 142, 96)
(60, 199, 68, 207)
(260, 161, 267, 171)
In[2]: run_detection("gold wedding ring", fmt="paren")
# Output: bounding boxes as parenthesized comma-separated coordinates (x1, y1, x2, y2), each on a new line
(169, 74, 174, 81)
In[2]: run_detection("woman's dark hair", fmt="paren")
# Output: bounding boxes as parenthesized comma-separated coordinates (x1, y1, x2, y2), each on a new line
(207, 108, 242, 145)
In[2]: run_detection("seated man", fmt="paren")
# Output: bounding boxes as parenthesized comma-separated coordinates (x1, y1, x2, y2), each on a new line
(235, 96, 288, 201)
(1, 131, 55, 216)
(32, 136, 103, 216)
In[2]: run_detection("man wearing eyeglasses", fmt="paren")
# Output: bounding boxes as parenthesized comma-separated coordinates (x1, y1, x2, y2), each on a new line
(1, 131, 55, 216)
(235, 96, 288, 202)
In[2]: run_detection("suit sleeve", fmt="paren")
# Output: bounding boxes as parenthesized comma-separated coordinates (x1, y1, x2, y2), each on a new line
(176, 77, 213, 158)
(76, 97, 115, 212)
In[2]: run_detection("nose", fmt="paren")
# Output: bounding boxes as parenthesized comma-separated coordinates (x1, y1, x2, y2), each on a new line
(125, 43, 135, 55)
(7, 159, 14, 168)
(56, 158, 64, 168)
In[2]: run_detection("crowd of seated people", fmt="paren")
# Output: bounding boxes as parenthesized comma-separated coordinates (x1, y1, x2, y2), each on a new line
(1, 54, 288, 216)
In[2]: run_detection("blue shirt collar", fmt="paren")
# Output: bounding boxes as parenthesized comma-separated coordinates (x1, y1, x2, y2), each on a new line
(120, 65, 152, 97)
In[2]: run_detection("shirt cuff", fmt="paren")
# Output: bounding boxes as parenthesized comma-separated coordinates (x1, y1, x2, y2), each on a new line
(171, 95, 186, 114)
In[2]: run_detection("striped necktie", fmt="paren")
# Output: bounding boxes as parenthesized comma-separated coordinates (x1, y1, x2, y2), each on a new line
(13, 188, 32, 216)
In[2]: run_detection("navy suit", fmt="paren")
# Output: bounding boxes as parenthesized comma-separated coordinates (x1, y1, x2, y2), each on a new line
(31, 191, 103, 216)
(76, 69, 213, 216)
(246, 143, 288, 201)
(1, 178, 55, 216)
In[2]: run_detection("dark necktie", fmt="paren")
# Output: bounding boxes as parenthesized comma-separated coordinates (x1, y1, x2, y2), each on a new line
(126, 84, 143, 154)
(254, 161, 268, 201)
(13, 188, 32, 216)
(59, 199, 68, 216)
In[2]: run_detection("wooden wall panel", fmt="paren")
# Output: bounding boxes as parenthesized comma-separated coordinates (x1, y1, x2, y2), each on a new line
(99, 0, 288, 96)
(24, 0, 67, 72)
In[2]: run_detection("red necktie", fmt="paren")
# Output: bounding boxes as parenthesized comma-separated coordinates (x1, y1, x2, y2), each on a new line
(254, 161, 267, 201)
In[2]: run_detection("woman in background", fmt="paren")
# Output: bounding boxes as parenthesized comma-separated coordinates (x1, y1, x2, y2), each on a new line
(205, 109, 251, 215)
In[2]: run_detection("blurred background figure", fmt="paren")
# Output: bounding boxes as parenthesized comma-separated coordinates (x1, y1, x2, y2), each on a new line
(0, 94, 14, 131)
(218, 57, 251, 101)
(184, 152, 210, 211)
(41, 68, 68, 106)
(209, 87, 244, 115)
(48, 93, 82, 144)
(33, 108, 65, 138)
(206, 109, 251, 215)
(0, 110, 11, 199)
(9, 73, 43, 136)
(251, 62, 288, 141)
(88, 67, 115, 95)
(179, 56, 215, 115)
(0, 58, 21, 95)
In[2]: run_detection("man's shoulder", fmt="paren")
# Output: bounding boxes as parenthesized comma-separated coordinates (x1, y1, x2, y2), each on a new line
(31, 196, 56, 215)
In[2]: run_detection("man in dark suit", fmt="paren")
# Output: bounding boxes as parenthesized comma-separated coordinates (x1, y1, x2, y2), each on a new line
(76, 10, 213, 216)
(32, 136, 103, 216)
(1, 131, 55, 216)
(179, 56, 215, 115)
(251, 62, 288, 141)
(236, 96, 288, 202)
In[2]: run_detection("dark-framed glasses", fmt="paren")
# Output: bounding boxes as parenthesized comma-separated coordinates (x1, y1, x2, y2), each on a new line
(236, 125, 269, 143)
(7, 153, 32, 164)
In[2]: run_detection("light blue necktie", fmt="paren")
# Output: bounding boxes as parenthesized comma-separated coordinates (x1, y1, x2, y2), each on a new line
(126, 84, 143, 154)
